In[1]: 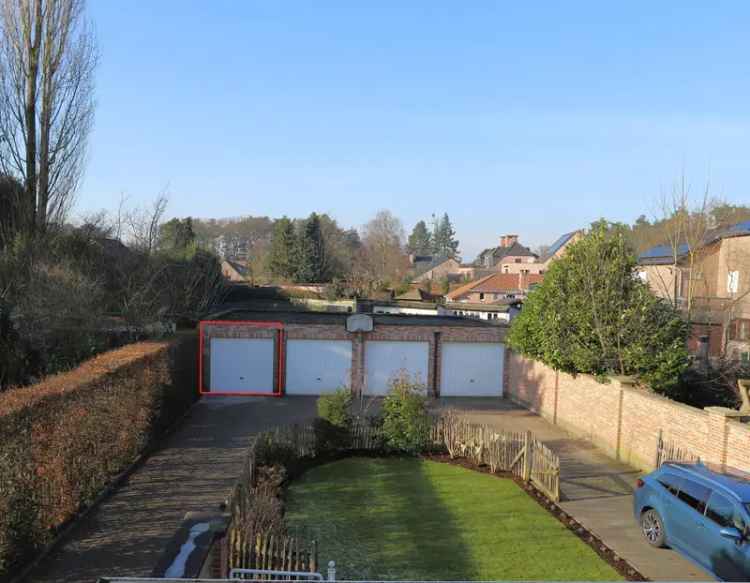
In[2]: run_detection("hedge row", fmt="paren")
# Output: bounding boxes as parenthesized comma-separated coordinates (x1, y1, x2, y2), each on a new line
(0, 332, 198, 579)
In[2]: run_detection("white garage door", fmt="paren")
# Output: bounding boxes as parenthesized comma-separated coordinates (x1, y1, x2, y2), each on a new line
(209, 337, 275, 394)
(285, 340, 352, 395)
(440, 342, 504, 396)
(365, 341, 429, 396)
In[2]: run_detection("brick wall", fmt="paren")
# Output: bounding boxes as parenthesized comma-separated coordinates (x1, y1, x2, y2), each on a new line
(202, 322, 505, 396)
(506, 350, 750, 472)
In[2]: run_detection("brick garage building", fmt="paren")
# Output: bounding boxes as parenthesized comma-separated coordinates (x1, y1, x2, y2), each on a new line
(200, 311, 507, 398)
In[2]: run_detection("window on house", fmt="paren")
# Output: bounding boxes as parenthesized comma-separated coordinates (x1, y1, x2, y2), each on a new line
(738, 320, 750, 341)
(521, 269, 529, 276)
(479, 292, 485, 301)
(514, 258, 522, 263)
(728, 271, 740, 294)
(503, 266, 509, 273)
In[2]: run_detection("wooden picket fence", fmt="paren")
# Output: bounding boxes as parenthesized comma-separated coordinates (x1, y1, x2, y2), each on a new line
(227, 529, 318, 577)
(655, 429, 700, 468)
(433, 413, 561, 501)
(223, 413, 562, 576)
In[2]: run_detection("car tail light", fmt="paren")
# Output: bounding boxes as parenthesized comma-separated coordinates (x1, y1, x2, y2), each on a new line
(636, 478, 645, 488)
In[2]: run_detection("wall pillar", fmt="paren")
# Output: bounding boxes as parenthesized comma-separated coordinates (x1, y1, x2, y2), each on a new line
(705, 407, 750, 467)
(351, 332, 365, 396)
(432, 331, 441, 398)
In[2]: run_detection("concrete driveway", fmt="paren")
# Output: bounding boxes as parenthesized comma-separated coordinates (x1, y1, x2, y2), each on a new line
(434, 397, 713, 581)
(24, 396, 319, 583)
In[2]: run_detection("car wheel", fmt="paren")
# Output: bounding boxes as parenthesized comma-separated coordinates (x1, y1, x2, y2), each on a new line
(641, 509, 667, 548)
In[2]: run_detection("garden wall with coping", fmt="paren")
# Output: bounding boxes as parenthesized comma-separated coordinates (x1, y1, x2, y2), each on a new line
(0, 331, 198, 580)
(504, 350, 750, 472)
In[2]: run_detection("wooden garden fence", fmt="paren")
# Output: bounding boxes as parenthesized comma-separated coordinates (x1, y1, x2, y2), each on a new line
(226, 529, 318, 578)
(433, 414, 561, 501)
(223, 413, 562, 576)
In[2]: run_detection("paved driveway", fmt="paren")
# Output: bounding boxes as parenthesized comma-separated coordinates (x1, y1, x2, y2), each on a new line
(25, 397, 318, 583)
(433, 398, 713, 581)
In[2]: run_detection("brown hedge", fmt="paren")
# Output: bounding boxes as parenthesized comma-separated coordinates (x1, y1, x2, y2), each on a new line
(0, 331, 198, 579)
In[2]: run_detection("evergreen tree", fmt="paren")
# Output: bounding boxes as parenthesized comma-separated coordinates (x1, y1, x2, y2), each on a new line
(407, 220, 432, 255)
(431, 213, 459, 258)
(268, 217, 296, 279)
(294, 213, 325, 282)
(159, 217, 196, 256)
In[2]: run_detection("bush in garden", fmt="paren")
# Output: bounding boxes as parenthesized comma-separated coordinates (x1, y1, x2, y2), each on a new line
(381, 372, 432, 454)
(508, 221, 688, 396)
(314, 387, 353, 451)
(254, 435, 301, 470)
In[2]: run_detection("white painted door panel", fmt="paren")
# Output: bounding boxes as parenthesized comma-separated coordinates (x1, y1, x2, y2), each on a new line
(440, 342, 504, 396)
(285, 340, 352, 395)
(209, 337, 275, 393)
(365, 341, 429, 396)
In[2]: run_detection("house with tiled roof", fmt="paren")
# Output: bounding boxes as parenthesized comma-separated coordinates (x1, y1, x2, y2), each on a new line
(637, 220, 750, 360)
(446, 272, 544, 303)
(409, 255, 462, 283)
(475, 235, 537, 270)
(469, 231, 583, 279)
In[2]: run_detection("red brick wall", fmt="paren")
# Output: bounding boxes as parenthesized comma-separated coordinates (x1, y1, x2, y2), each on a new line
(506, 350, 750, 471)
(202, 322, 505, 396)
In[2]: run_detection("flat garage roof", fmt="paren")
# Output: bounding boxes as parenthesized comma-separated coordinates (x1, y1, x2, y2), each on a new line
(204, 309, 505, 328)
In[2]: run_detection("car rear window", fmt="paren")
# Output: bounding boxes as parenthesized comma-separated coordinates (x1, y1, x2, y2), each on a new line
(677, 478, 711, 513)
(706, 491, 736, 527)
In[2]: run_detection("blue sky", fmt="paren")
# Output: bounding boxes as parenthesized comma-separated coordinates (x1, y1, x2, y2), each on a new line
(79, 1, 750, 259)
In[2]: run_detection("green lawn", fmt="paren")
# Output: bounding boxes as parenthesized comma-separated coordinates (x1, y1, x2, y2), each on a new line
(285, 457, 622, 581)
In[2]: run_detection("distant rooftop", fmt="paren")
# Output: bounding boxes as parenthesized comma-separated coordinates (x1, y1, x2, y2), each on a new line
(539, 231, 580, 263)
(638, 219, 750, 265)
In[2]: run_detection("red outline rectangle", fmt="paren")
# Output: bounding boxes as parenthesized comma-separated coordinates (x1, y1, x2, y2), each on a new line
(198, 320, 285, 397)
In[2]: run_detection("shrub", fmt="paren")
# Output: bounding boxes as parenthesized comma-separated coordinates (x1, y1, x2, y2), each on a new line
(381, 372, 432, 454)
(317, 388, 352, 427)
(0, 333, 198, 578)
(314, 388, 353, 451)
(508, 221, 689, 395)
(253, 435, 301, 470)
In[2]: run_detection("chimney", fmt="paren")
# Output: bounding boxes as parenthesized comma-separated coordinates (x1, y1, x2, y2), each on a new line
(500, 234, 519, 247)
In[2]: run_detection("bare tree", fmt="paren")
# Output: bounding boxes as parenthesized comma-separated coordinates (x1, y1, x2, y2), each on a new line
(360, 210, 408, 288)
(655, 174, 716, 320)
(126, 191, 168, 255)
(0, 0, 97, 233)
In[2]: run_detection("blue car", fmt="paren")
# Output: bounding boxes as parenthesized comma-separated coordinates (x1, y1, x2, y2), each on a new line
(634, 461, 750, 581)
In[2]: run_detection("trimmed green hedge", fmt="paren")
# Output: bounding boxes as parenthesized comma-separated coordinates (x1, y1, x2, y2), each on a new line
(0, 332, 197, 579)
